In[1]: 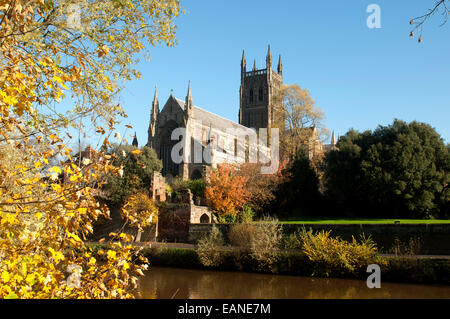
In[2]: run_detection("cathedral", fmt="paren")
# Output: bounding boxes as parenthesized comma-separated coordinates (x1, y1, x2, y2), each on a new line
(146, 46, 334, 180)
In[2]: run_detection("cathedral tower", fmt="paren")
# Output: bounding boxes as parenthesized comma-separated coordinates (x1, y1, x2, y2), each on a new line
(239, 45, 283, 130)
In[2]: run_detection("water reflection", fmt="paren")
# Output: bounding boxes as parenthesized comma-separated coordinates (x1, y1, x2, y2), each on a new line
(136, 267, 450, 299)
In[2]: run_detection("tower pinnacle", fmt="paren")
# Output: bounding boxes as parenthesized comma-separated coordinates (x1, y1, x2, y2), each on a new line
(266, 44, 272, 69)
(277, 54, 283, 75)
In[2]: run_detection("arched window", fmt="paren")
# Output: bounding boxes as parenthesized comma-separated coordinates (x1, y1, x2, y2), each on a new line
(259, 87, 263, 101)
(200, 214, 210, 224)
(249, 89, 254, 103)
(191, 169, 202, 180)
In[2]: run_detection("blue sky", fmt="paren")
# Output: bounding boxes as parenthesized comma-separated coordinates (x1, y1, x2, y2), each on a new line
(116, 0, 450, 146)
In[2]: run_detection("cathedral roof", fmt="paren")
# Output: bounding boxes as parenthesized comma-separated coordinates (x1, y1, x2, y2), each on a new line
(174, 98, 255, 134)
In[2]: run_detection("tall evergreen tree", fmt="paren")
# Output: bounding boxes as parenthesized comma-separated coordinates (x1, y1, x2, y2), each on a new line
(325, 120, 450, 218)
(272, 149, 322, 217)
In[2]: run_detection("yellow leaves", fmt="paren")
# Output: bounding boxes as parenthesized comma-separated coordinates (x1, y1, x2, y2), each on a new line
(0, 0, 175, 299)
(97, 45, 110, 58)
(25, 273, 36, 287)
(51, 166, 62, 174)
(49, 134, 58, 143)
(1, 212, 19, 226)
(1, 271, 10, 283)
(48, 247, 65, 264)
(69, 173, 83, 182)
(88, 257, 96, 266)
(67, 232, 82, 243)
(50, 183, 61, 192)
(106, 250, 117, 260)
(131, 149, 141, 155)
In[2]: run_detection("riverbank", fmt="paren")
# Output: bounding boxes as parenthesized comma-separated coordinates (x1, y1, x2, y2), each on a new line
(137, 246, 450, 286)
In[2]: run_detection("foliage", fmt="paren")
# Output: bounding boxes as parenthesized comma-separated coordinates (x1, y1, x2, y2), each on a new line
(104, 145, 162, 207)
(228, 217, 282, 271)
(298, 229, 384, 277)
(0, 0, 180, 298)
(196, 226, 225, 267)
(236, 205, 254, 223)
(238, 162, 287, 215)
(228, 223, 257, 250)
(271, 148, 322, 218)
(271, 84, 327, 160)
(121, 193, 158, 230)
(205, 164, 251, 218)
(390, 237, 423, 256)
(248, 218, 282, 271)
(170, 177, 205, 203)
(325, 120, 450, 218)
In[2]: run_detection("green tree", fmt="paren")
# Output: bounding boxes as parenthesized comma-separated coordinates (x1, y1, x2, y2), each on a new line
(325, 120, 450, 218)
(271, 148, 322, 218)
(104, 145, 162, 207)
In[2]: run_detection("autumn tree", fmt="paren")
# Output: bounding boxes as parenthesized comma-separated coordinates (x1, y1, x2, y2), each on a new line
(271, 84, 327, 161)
(238, 161, 287, 215)
(205, 164, 251, 222)
(0, 0, 181, 298)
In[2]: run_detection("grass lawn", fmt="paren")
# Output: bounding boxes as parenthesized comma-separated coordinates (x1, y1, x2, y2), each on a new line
(278, 217, 450, 224)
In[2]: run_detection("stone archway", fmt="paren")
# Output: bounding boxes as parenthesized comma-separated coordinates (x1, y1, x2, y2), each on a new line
(190, 168, 202, 180)
(200, 213, 210, 224)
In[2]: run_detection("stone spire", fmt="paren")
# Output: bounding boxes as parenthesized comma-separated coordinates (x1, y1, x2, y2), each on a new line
(266, 44, 272, 70)
(147, 86, 159, 148)
(241, 50, 246, 82)
(277, 54, 283, 75)
(331, 130, 336, 145)
(185, 80, 193, 118)
(132, 132, 138, 148)
(253, 59, 257, 71)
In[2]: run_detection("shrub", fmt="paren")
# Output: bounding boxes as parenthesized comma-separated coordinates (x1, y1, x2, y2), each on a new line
(170, 177, 206, 203)
(197, 226, 225, 267)
(228, 217, 282, 271)
(236, 205, 255, 223)
(249, 218, 282, 271)
(228, 223, 257, 250)
(298, 228, 384, 277)
(390, 236, 423, 256)
(216, 214, 237, 224)
(282, 232, 303, 250)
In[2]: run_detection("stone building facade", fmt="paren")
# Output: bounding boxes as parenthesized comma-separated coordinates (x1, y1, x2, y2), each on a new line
(146, 47, 336, 180)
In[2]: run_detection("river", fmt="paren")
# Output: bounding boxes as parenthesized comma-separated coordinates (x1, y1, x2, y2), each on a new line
(136, 266, 450, 299)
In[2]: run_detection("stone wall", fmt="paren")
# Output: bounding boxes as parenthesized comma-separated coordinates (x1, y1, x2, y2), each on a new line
(158, 204, 191, 242)
(190, 205, 212, 224)
(188, 223, 450, 255)
(150, 172, 167, 202)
